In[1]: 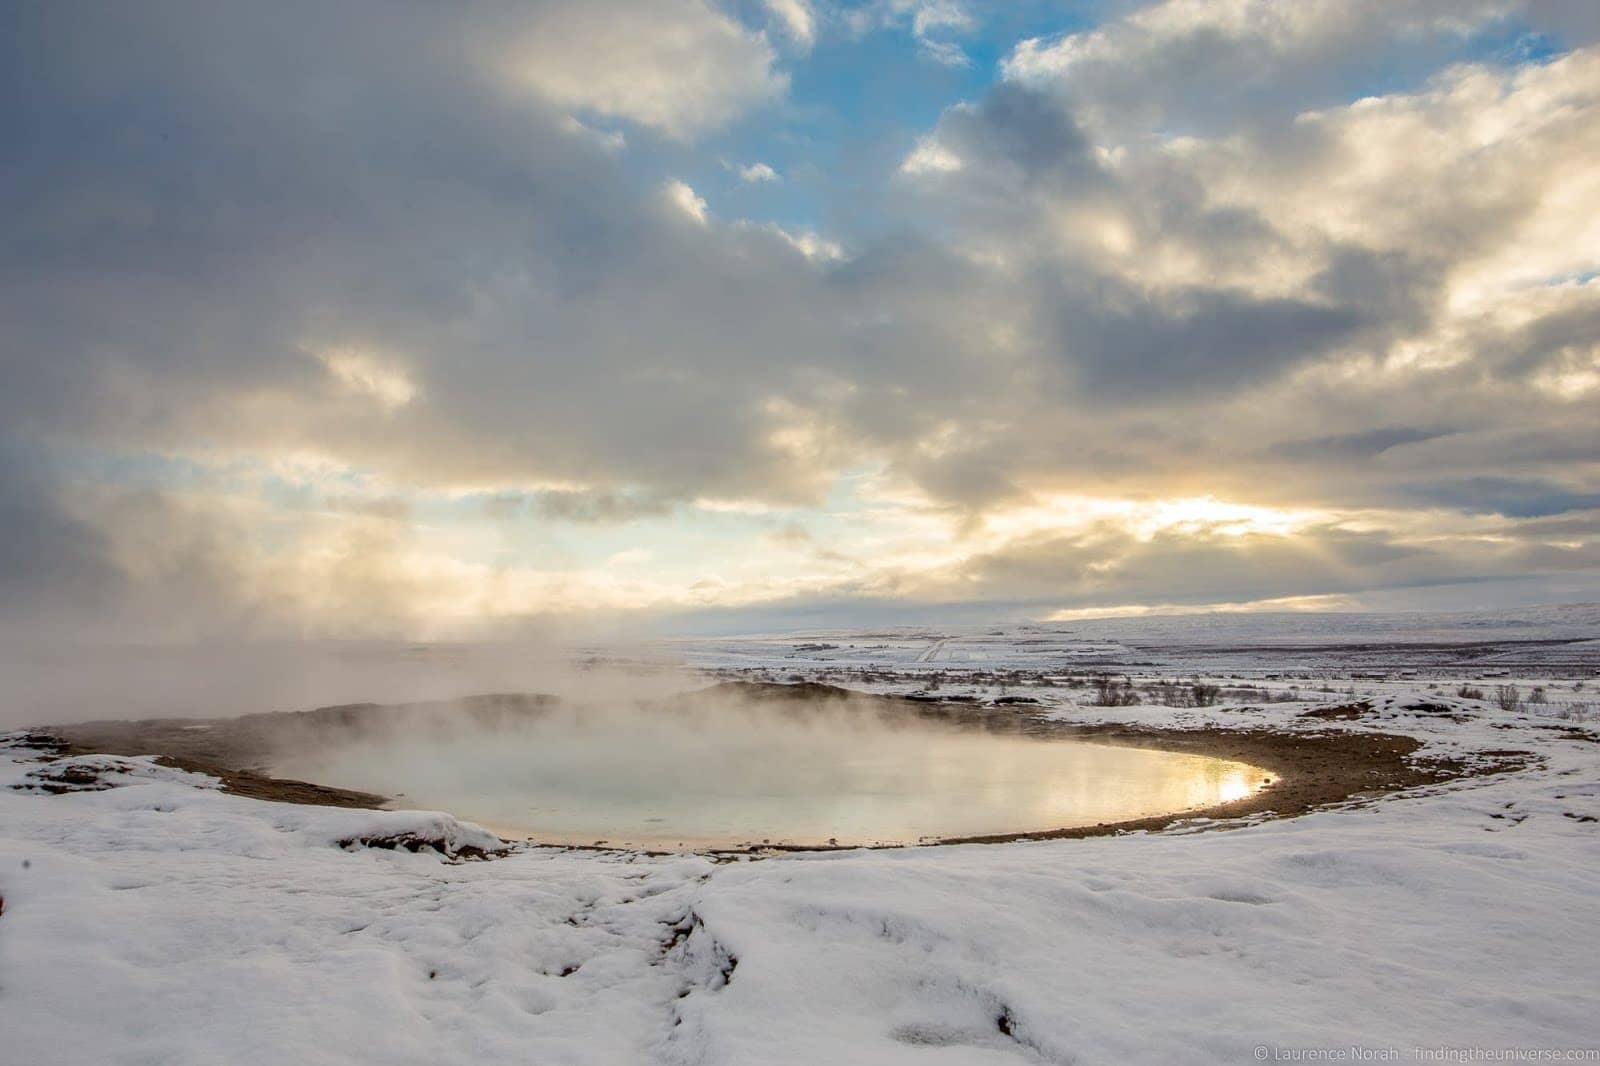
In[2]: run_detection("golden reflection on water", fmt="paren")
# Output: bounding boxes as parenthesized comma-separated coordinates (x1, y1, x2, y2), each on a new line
(1215, 767, 1259, 805)
(272, 705, 1276, 849)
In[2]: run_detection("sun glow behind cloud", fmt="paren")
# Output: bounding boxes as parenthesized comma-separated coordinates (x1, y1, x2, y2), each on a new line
(307, 346, 418, 412)
(981, 495, 1331, 543)
(56, 440, 1412, 637)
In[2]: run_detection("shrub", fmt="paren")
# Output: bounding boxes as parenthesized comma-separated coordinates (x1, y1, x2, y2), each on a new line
(1556, 702, 1594, 722)
(1091, 676, 1140, 706)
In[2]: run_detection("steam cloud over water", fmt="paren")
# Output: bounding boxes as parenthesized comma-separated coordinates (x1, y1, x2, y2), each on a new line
(0, 640, 685, 728)
(265, 687, 1268, 848)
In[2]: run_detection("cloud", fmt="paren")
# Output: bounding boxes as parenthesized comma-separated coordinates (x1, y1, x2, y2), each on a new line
(764, 0, 817, 50)
(867, 520, 1600, 614)
(736, 221, 846, 262)
(0, 441, 291, 643)
(1271, 426, 1457, 462)
(0, 439, 120, 618)
(918, 40, 971, 68)
(663, 179, 711, 223)
(307, 345, 419, 412)
(882, 38, 1600, 508)
(491, 0, 786, 138)
(899, 136, 963, 175)
(1, 0, 1597, 634)
(1403, 478, 1600, 519)
(1051, 288, 1365, 397)
(485, 489, 674, 524)
(1002, 0, 1519, 134)
(846, 0, 978, 66)
(560, 117, 627, 152)
(0, 3, 858, 515)
(738, 161, 781, 183)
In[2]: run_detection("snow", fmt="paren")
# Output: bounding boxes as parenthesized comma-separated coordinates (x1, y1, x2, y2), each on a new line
(665, 605, 1600, 687)
(3, 628, 1599, 1064)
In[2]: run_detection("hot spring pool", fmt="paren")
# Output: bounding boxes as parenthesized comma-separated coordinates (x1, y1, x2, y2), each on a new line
(268, 694, 1274, 849)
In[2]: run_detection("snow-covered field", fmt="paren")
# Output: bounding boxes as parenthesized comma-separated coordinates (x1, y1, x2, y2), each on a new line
(4, 615, 1600, 1064)
(668, 603, 1600, 686)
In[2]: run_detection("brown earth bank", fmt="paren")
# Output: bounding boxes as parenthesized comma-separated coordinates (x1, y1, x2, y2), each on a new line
(721, 687, 1528, 849)
(25, 682, 1527, 851)
(927, 725, 1468, 846)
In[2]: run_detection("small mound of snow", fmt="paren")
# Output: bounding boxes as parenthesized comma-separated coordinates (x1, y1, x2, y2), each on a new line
(11, 754, 219, 795)
(308, 808, 507, 861)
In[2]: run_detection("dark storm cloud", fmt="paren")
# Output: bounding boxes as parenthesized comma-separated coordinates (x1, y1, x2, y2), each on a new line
(878, 12, 1600, 523)
(1511, 512, 1600, 537)
(3, 0, 1085, 518)
(1404, 478, 1600, 519)
(1271, 427, 1456, 462)
(4, 0, 1588, 504)
(1053, 288, 1362, 397)
(1483, 298, 1600, 380)
(0, 438, 118, 609)
(941, 83, 1102, 188)
(0, 0, 845, 503)
(902, 91, 1443, 400)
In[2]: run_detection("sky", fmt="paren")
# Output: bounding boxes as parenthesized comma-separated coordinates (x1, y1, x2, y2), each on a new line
(3, 0, 1600, 642)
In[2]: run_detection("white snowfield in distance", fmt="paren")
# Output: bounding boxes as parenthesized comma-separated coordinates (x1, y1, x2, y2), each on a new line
(664, 603, 1600, 680)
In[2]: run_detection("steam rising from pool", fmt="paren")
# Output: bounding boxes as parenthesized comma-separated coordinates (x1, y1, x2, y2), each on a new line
(268, 689, 1271, 848)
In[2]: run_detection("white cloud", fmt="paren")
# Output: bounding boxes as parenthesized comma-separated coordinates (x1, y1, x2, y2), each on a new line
(738, 161, 781, 183)
(764, 0, 816, 50)
(493, 0, 786, 139)
(308, 346, 418, 412)
(1003, 0, 1515, 132)
(906, 0, 974, 37)
(846, 1, 978, 62)
(738, 221, 846, 263)
(560, 116, 627, 152)
(1183, 49, 1600, 310)
(918, 39, 971, 67)
(899, 134, 963, 175)
(663, 179, 710, 224)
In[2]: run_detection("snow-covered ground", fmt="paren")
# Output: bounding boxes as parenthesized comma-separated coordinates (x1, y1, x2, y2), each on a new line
(4, 621, 1600, 1064)
(666, 605, 1600, 684)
